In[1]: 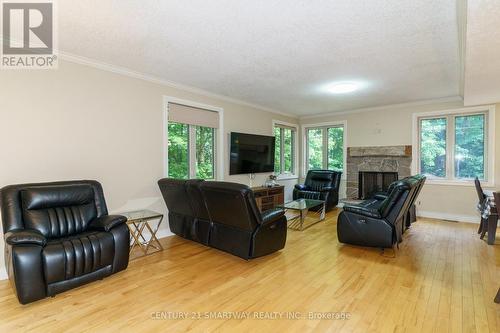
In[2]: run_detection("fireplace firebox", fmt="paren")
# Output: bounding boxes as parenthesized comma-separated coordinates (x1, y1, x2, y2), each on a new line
(358, 171, 398, 199)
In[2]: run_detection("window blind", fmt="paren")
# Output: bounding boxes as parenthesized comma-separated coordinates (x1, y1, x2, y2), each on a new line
(168, 102, 219, 128)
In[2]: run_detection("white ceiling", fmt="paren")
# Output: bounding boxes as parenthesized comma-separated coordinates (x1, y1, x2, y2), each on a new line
(59, 1, 461, 116)
(463, 0, 500, 106)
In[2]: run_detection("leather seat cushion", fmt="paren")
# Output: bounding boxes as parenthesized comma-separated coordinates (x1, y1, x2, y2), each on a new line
(42, 231, 114, 284)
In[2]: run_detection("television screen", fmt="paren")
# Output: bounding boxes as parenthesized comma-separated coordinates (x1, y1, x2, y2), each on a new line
(229, 132, 275, 175)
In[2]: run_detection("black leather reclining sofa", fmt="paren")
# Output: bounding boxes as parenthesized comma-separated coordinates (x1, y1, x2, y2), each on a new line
(158, 178, 287, 259)
(337, 175, 425, 248)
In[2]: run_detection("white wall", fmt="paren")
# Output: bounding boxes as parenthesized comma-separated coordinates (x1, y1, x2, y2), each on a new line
(300, 99, 500, 222)
(0, 60, 299, 279)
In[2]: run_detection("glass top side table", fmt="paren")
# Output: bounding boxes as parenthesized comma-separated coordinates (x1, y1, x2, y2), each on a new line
(120, 209, 164, 258)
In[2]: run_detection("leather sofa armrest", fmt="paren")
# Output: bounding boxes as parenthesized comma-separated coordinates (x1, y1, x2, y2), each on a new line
(5, 229, 47, 246)
(89, 215, 127, 232)
(343, 205, 382, 219)
(320, 186, 333, 192)
(261, 208, 285, 225)
(294, 184, 309, 191)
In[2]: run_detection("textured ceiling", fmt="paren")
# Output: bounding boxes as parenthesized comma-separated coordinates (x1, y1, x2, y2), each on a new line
(463, 0, 500, 106)
(59, 1, 460, 116)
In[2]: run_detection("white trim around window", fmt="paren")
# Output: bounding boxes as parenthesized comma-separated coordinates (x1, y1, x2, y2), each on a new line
(412, 105, 495, 187)
(272, 120, 299, 180)
(301, 120, 348, 179)
(163, 96, 224, 180)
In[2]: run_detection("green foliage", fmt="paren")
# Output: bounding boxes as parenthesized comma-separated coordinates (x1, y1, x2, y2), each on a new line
(168, 122, 189, 179)
(168, 122, 215, 180)
(307, 127, 343, 171)
(307, 128, 323, 169)
(420, 118, 447, 177)
(274, 127, 281, 173)
(274, 127, 295, 174)
(328, 127, 343, 171)
(283, 128, 293, 173)
(420, 115, 485, 179)
(195, 126, 215, 179)
(455, 115, 484, 179)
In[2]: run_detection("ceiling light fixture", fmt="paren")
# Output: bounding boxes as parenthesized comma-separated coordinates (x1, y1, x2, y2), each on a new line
(325, 82, 359, 94)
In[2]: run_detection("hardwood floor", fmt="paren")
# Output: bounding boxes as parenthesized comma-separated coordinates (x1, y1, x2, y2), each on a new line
(0, 210, 498, 332)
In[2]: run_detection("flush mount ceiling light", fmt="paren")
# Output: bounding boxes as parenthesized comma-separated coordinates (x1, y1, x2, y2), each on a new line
(325, 82, 359, 94)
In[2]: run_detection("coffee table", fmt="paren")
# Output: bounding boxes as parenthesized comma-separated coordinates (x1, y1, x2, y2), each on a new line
(277, 199, 326, 231)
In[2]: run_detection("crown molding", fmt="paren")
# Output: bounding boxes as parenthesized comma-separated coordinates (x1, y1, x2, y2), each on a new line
(299, 96, 464, 120)
(58, 52, 298, 119)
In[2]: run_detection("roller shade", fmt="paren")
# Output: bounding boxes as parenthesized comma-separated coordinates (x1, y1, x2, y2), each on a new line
(168, 102, 219, 128)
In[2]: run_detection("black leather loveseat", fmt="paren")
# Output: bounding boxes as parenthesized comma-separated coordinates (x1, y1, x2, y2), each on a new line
(337, 175, 425, 248)
(0, 180, 130, 304)
(293, 170, 342, 211)
(158, 178, 287, 259)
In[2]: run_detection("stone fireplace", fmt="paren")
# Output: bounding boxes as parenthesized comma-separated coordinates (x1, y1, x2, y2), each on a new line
(346, 145, 412, 199)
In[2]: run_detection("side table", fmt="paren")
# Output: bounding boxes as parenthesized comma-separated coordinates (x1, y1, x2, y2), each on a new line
(120, 209, 164, 258)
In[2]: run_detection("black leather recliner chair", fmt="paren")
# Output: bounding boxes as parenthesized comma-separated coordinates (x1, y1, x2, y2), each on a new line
(1, 180, 130, 304)
(337, 176, 423, 248)
(293, 170, 342, 211)
(158, 179, 287, 259)
(370, 175, 426, 233)
(200, 181, 287, 259)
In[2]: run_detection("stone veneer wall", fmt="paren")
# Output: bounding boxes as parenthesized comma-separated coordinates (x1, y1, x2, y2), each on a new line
(346, 145, 412, 199)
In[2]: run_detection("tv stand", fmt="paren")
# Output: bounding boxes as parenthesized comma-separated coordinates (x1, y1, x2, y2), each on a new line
(251, 186, 284, 212)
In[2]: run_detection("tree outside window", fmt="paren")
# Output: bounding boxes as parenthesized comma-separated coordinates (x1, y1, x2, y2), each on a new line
(306, 125, 344, 172)
(274, 124, 296, 175)
(419, 112, 487, 180)
(168, 122, 216, 180)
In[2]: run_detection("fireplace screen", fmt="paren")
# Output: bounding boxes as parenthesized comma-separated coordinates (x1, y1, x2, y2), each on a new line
(358, 171, 398, 199)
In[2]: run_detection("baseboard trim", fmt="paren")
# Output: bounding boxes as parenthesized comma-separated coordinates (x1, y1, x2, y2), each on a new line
(417, 210, 479, 223)
(0, 266, 7, 281)
(156, 228, 174, 239)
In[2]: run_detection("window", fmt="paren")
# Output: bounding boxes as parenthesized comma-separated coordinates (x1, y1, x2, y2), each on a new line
(305, 124, 344, 172)
(417, 107, 492, 182)
(274, 123, 297, 176)
(167, 123, 216, 179)
(166, 100, 220, 180)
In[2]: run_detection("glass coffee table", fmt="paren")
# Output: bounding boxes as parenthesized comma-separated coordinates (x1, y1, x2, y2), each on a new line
(277, 199, 326, 231)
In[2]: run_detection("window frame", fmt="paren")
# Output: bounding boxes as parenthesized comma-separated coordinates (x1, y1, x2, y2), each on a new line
(164, 96, 224, 180)
(301, 120, 347, 179)
(272, 120, 299, 180)
(412, 105, 495, 187)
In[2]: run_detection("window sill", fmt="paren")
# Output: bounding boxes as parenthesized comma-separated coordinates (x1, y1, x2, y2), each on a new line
(425, 179, 494, 188)
(276, 174, 299, 181)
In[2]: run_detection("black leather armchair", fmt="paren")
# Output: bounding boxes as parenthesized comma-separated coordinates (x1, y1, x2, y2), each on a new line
(337, 176, 422, 248)
(293, 170, 342, 211)
(158, 179, 287, 259)
(1, 180, 129, 304)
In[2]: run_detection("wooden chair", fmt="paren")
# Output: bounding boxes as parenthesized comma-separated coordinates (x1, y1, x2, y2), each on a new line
(488, 191, 500, 245)
(474, 177, 487, 234)
(492, 192, 500, 303)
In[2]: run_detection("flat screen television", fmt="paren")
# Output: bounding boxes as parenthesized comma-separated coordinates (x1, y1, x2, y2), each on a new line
(229, 132, 275, 175)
